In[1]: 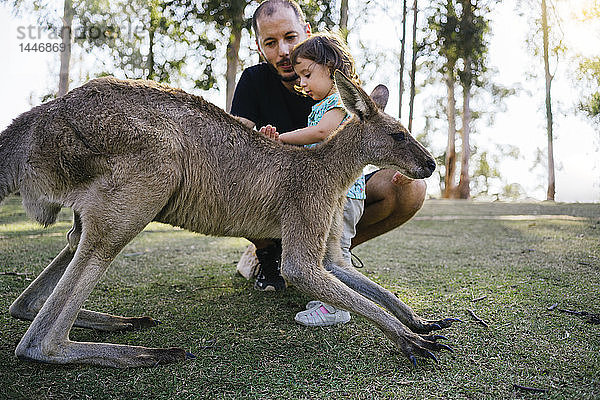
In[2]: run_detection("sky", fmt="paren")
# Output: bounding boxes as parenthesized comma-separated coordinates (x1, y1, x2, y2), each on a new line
(0, 0, 598, 202)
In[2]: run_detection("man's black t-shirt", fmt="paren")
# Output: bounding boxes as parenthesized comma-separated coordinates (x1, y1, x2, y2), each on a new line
(230, 63, 316, 132)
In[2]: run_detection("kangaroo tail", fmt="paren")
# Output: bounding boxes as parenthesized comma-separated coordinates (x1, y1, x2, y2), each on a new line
(0, 113, 29, 204)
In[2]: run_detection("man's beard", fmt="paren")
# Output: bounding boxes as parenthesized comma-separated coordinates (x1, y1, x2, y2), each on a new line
(272, 58, 298, 82)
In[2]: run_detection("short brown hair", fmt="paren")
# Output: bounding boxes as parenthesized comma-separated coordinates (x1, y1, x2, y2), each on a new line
(252, 0, 306, 37)
(290, 32, 360, 85)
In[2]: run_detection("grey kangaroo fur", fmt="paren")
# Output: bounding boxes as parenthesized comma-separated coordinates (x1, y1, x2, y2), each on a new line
(1, 71, 457, 368)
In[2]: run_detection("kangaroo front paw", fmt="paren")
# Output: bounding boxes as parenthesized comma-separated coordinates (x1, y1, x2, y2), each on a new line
(396, 332, 454, 367)
(426, 317, 463, 331)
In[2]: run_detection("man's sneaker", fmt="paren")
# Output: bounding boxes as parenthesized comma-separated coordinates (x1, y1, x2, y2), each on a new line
(295, 302, 351, 327)
(254, 242, 286, 292)
(236, 244, 260, 280)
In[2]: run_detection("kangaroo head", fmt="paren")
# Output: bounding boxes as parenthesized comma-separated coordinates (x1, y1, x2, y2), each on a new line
(334, 71, 436, 179)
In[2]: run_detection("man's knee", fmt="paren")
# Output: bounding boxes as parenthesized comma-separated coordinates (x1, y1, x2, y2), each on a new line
(405, 179, 427, 207)
(391, 178, 426, 217)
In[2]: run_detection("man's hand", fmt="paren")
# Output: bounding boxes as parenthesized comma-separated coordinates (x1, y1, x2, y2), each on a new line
(391, 171, 414, 185)
(259, 124, 280, 141)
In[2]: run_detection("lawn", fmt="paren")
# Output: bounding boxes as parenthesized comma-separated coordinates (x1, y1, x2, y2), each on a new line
(1, 195, 598, 399)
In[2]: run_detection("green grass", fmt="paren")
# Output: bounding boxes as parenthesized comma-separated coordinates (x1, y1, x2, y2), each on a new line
(1, 195, 599, 399)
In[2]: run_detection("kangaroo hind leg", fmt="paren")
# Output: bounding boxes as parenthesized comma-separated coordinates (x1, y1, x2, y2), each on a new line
(9, 211, 158, 332)
(9, 211, 83, 322)
(15, 198, 186, 367)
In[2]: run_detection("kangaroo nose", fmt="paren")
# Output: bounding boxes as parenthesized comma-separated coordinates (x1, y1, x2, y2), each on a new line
(427, 158, 437, 172)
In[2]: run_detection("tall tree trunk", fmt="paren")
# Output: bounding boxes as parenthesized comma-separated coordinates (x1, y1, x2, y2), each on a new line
(58, 0, 73, 97)
(226, 25, 242, 112)
(542, 0, 555, 201)
(225, 2, 244, 113)
(339, 0, 349, 42)
(457, 56, 472, 199)
(443, 65, 457, 198)
(147, 27, 155, 80)
(408, 0, 418, 133)
(147, 1, 158, 80)
(398, 0, 408, 119)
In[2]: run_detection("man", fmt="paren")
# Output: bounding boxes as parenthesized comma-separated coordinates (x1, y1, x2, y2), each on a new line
(231, 0, 427, 294)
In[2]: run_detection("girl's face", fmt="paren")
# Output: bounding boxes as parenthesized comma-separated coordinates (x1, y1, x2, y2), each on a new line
(294, 57, 335, 101)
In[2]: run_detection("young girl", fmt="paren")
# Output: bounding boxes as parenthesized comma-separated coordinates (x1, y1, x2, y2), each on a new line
(260, 32, 364, 327)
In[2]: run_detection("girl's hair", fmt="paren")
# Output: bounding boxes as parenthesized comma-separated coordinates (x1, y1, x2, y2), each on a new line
(290, 32, 360, 86)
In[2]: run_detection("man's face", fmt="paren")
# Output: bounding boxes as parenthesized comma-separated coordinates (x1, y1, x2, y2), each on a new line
(256, 7, 310, 81)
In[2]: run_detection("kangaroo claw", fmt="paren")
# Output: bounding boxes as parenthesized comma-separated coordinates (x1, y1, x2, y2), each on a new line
(400, 329, 457, 367)
(409, 355, 417, 368)
(424, 317, 462, 332)
(424, 350, 438, 362)
(420, 334, 447, 342)
(438, 343, 454, 352)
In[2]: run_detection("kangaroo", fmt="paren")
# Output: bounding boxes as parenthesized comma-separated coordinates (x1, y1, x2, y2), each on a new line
(1, 71, 457, 368)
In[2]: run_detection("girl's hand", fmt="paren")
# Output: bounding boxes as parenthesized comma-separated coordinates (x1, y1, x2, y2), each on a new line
(258, 125, 280, 141)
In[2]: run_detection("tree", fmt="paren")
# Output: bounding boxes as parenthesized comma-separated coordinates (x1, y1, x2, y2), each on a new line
(426, 0, 497, 199)
(398, 0, 408, 119)
(454, 0, 498, 199)
(519, 0, 566, 201)
(575, 3, 600, 121)
(58, 0, 74, 96)
(7, 0, 365, 113)
(456, 0, 474, 199)
(472, 144, 520, 197)
(472, 151, 499, 196)
(339, 0, 349, 41)
(197, 0, 250, 111)
(578, 57, 600, 119)
(408, 0, 418, 133)
(429, 0, 495, 199)
(541, 0, 555, 201)
(428, 0, 460, 198)
(502, 182, 526, 200)
(301, 1, 336, 31)
(72, 0, 218, 88)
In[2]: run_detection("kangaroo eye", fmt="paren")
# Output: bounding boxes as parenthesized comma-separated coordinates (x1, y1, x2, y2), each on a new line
(390, 131, 406, 142)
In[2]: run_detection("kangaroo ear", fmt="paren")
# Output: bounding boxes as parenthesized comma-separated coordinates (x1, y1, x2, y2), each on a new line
(334, 70, 377, 121)
(370, 84, 389, 111)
